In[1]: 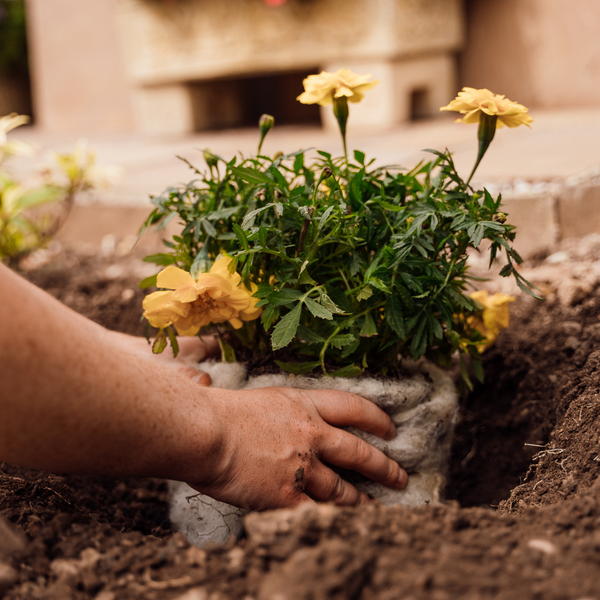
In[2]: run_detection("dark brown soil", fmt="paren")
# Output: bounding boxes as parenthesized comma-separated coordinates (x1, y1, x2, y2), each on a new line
(2, 242, 600, 599)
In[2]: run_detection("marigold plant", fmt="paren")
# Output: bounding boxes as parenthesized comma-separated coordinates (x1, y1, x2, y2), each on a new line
(140, 78, 537, 386)
(0, 116, 117, 264)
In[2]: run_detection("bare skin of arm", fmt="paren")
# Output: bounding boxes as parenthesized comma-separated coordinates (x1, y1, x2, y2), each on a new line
(0, 263, 407, 510)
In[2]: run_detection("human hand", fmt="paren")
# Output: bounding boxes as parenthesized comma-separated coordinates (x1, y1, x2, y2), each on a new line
(187, 386, 408, 510)
(110, 331, 220, 385)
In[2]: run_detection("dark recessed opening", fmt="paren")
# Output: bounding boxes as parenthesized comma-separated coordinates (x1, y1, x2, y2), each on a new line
(410, 88, 431, 121)
(189, 69, 322, 131)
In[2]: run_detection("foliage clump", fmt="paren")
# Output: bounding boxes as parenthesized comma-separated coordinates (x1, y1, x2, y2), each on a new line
(141, 76, 536, 385)
(140, 146, 531, 383)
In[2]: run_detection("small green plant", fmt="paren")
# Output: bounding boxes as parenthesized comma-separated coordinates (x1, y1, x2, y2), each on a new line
(140, 74, 537, 386)
(0, 115, 115, 264)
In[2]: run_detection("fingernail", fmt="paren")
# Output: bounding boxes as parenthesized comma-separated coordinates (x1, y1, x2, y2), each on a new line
(396, 469, 408, 490)
(386, 422, 397, 440)
(192, 373, 212, 386)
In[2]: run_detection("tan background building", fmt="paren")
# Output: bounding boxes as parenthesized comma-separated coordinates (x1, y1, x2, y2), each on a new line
(17, 0, 600, 135)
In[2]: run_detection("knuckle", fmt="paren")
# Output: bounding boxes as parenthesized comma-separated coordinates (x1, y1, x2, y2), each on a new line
(384, 458, 400, 484)
(344, 393, 366, 420)
(352, 438, 373, 468)
(322, 472, 346, 502)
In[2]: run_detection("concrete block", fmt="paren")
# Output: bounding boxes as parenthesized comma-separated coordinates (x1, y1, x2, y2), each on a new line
(133, 84, 195, 135)
(501, 192, 558, 258)
(557, 182, 600, 240)
(25, 0, 135, 133)
(55, 204, 181, 254)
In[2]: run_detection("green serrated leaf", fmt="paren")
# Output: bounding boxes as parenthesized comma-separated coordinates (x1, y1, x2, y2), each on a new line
(353, 150, 365, 165)
(268, 289, 304, 305)
(357, 286, 373, 301)
(190, 249, 212, 278)
(226, 255, 239, 274)
(350, 253, 362, 276)
(152, 329, 167, 354)
(459, 354, 474, 391)
(143, 253, 177, 266)
(304, 297, 333, 320)
(369, 277, 391, 294)
(341, 338, 360, 358)
(166, 326, 180, 358)
(317, 205, 335, 230)
(320, 293, 346, 314)
(360, 312, 378, 337)
(274, 360, 320, 375)
(232, 223, 249, 251)
(410, 317, 427, 359)
(271, 303, 302, 350)
(242, 203, 276, 229)
(230, 166, 275, 186)
(386, 296, 406, 338)
(202, 219, 217, 237)
(329, 334, 356, 349)
(218, 337, 237, 363)
(471, 356, 484, 383)
(293, 152, 304, 175)
(138, 274, 157, 289)
(375, 199, 404, 212)
(297, 325, 326, 344)
(327, 365, 362, 378)
(261, 304, 280, 330)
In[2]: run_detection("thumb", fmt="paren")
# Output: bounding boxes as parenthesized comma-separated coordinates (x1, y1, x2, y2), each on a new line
(178, 366, 212, 387)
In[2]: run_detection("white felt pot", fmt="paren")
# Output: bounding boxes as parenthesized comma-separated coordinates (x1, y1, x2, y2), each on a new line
(169, 360, 458, 548)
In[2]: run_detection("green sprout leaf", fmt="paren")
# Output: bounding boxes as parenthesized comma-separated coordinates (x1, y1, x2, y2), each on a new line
(328, 365, 362, 378)
(271, 303, 302, 350)
(274, 360, 320, 375)
(152, 329, 168, 354)
(304, 297, 333, 320)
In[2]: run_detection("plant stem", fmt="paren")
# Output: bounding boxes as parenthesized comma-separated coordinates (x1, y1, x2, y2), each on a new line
(333, 96, 349, 162)
(466, 113, 498, 187)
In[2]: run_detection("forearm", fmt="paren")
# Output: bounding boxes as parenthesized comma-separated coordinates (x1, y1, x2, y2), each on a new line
(0, 263, 222, 481)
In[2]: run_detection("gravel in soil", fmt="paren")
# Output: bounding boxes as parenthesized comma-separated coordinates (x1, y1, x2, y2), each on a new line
(2, 240, 600, 599)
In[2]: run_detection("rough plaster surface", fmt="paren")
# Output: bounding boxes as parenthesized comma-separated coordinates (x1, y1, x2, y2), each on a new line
(169, 361, 458, 547)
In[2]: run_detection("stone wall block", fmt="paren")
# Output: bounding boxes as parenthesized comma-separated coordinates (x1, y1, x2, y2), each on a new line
(501, 192, 559, 258)
(557, 182, 600, 241)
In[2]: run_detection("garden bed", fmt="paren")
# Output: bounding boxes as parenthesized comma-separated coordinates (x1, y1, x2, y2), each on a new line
(2, 239, 600, 599)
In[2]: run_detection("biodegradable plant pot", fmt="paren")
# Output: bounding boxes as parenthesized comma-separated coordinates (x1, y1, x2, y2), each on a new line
(169, 360, 458, 548)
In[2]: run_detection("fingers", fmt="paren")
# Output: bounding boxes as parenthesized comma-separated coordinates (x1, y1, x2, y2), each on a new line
(304, 462, 372, 506)
(177, 335, 220, 362)
(317, 427, 408, 491)
(178, 366, 212, 386)
(311, 390, 396, 440)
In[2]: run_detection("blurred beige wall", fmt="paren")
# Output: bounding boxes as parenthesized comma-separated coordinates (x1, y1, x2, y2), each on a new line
(25, 0, 135, 131)
(460, 0, 600, 107)
(24, 0, 464, 134)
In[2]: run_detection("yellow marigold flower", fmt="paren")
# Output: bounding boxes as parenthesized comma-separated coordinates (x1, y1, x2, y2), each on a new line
(297, 69, 379, 107)
(143, 256, 262, 336)
(440, 87, 533, 129)
(0, 113, 34, 164)
(468, 290, 516, 350)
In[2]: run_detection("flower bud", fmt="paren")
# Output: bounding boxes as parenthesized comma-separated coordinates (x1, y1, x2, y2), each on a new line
(203, 149, 218, 169)
(322, 167, 333, 178)
(259, 114, 275, 134)
(493, 212, 508, 224)
(258, 114, 275, 154)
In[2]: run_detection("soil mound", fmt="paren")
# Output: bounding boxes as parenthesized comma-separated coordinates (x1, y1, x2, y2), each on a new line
(2, 238, 600, 599)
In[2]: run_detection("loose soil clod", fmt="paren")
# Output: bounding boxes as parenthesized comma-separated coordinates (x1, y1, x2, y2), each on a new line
(2, 241, 600, 599)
